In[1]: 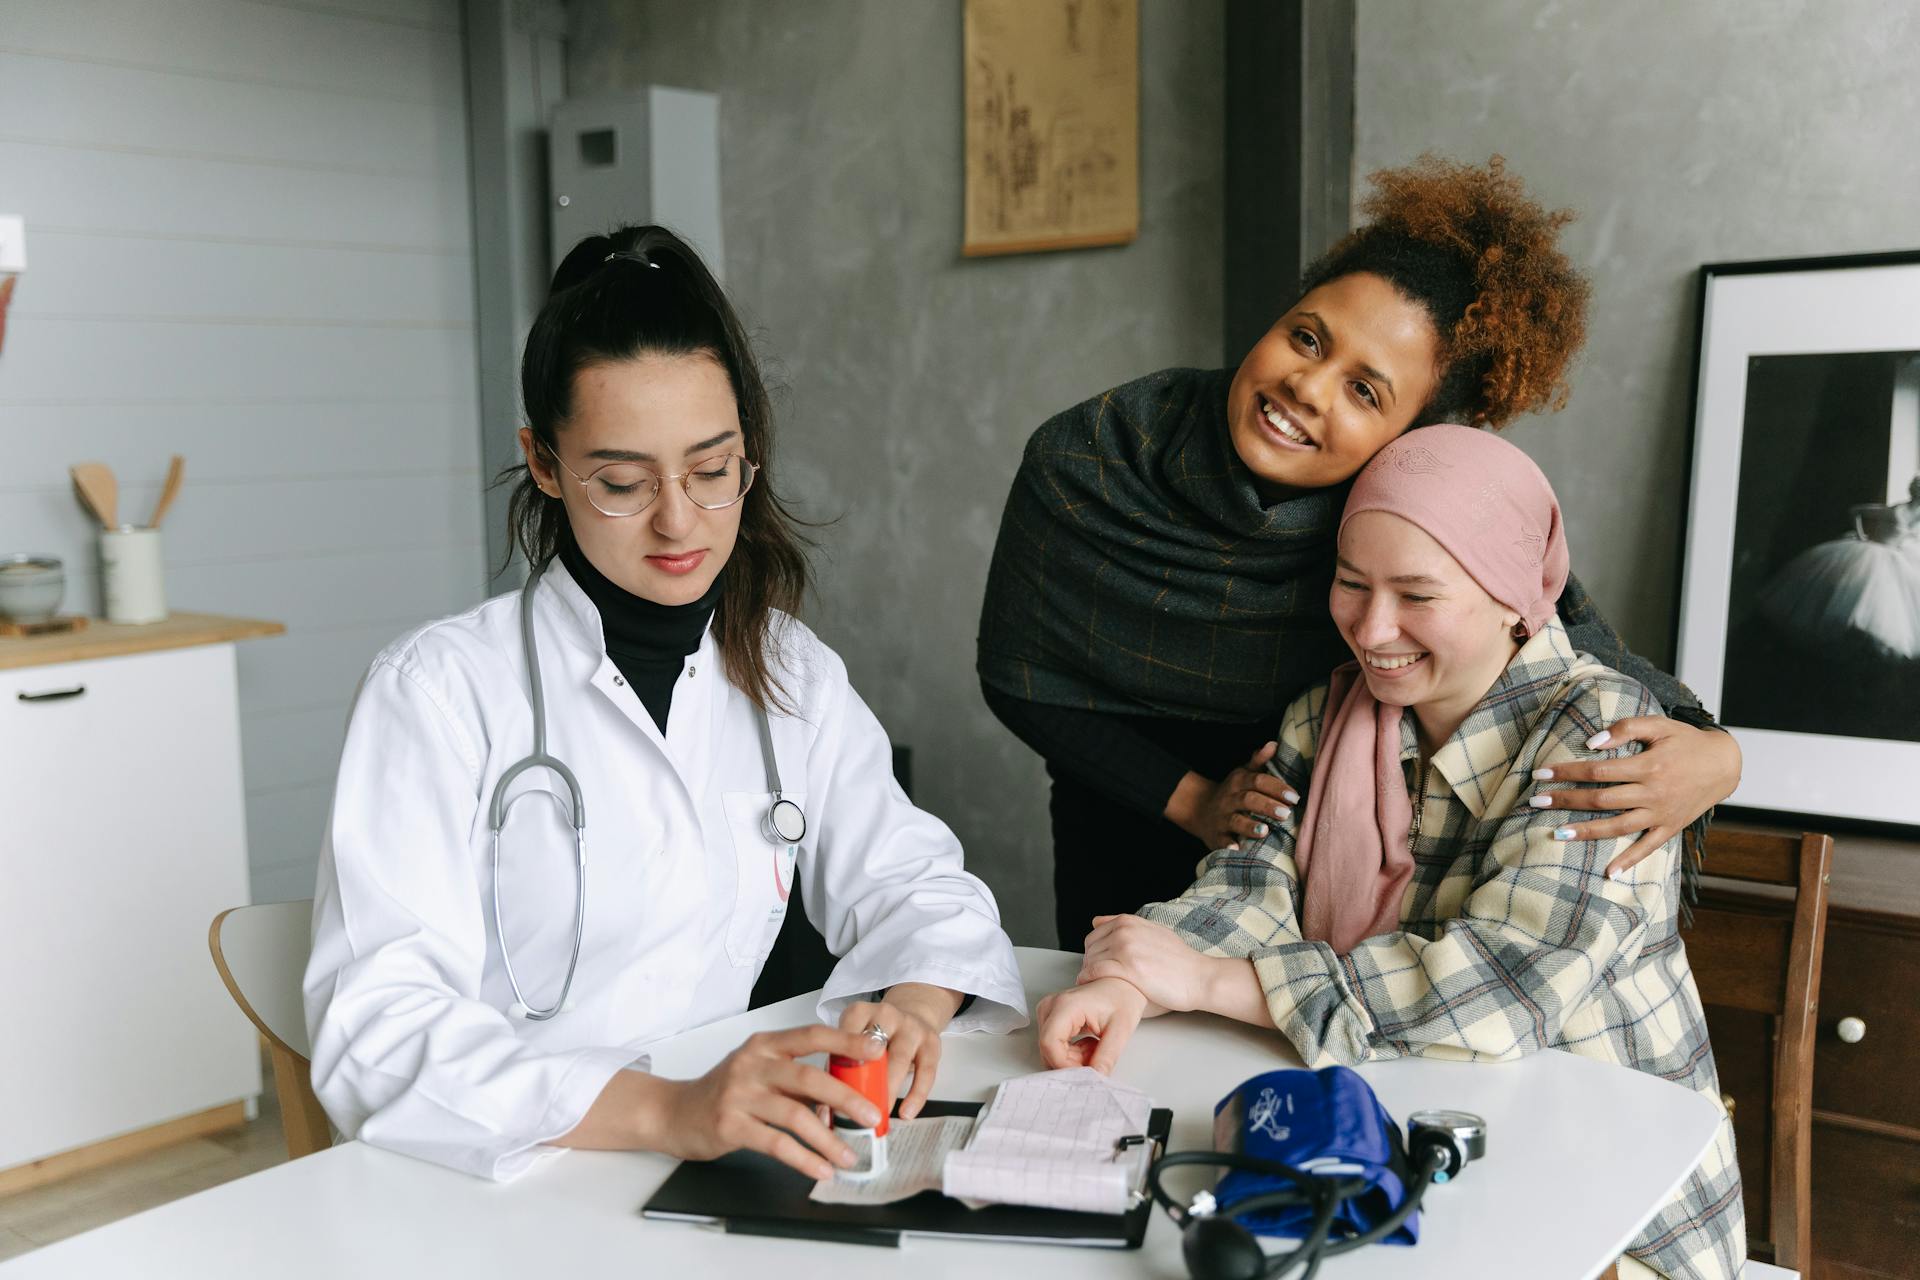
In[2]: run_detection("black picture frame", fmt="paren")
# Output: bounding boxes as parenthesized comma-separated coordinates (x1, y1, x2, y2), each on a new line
(1674, 249, 1920, 831)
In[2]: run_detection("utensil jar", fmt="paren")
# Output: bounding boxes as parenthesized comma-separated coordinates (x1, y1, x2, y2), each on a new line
(101, 527, 167, 624)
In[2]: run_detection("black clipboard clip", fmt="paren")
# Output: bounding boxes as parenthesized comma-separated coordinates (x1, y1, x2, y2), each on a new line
(1113, 1133, 1165, 1206)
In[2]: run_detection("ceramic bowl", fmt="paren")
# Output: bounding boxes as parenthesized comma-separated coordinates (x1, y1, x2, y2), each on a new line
(0, 555, 64, 622)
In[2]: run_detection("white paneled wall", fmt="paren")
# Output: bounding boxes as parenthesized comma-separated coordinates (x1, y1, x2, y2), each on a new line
(0, 0, 487, 903)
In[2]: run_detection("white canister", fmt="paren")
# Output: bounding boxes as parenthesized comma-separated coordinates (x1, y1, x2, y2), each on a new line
(101, 526, 168, 624)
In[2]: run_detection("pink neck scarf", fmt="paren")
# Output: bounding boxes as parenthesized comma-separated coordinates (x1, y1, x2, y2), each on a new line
(1294, 425, 1570, 955)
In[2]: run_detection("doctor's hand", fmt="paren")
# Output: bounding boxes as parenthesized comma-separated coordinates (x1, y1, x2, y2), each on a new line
(1527, 716, 1741, 878)
(1164, 742, 1299, 851)
(1078, 914, 1224, 1014)
(837, 982, 964, 1121)
(597, 1025, 888, 1182)
(1036, 977, 1156, 1074)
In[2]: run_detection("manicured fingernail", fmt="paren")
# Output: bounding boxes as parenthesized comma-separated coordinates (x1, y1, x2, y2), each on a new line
(1253, 823, 1268, 837)
(1532, 768, 1554, 781)
(1608, 868, 1625, 882)
(1554, 827, 1576, 841)
(1586, 731, 1611, 749)
(836, 1149, 857, 1168)
(1228, 841, 1241, 851)
(1272, 804, 1291, 819)
(1529, 794, 1553, 809)
(1282, 789, 1300, 804)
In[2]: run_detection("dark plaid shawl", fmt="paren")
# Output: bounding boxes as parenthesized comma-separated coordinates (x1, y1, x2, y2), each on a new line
(977, 367, 1354, 721)
(977, 365, 1713, 900)
(977, 366, 1707, 724)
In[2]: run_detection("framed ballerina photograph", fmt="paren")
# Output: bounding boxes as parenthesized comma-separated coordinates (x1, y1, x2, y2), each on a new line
(1676, 249, 1920, 829)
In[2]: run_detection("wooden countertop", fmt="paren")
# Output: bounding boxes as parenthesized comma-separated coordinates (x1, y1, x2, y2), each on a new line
(0, 613, 285, 671)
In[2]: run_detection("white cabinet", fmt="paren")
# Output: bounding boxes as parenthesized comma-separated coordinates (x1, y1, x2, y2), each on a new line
(0, 641, 261, 1173)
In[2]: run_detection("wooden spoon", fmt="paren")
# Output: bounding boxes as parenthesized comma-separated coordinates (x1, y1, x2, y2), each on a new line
(70, 462, 119, 530)
(148, 455, 185, 528)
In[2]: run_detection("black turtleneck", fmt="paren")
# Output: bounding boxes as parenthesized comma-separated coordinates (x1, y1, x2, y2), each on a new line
(558, 529, 721, 734)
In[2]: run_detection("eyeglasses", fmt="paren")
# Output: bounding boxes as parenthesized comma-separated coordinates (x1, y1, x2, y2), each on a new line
(542, 444, 757, 518)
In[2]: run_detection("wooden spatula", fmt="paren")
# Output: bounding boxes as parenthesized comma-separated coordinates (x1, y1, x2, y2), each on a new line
(148, 455, 185, 528)
(70, 462, 119, 530)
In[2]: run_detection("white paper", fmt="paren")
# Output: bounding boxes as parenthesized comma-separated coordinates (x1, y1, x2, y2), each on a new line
(808, 1116, 977, 1206)
(941, 1067, 1155, 1215)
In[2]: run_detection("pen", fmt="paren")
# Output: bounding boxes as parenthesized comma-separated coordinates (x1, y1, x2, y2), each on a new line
(724, 1217, 903, 1248)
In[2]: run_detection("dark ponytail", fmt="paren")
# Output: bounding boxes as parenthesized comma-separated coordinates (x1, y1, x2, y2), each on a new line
(499, 225, 812, 712)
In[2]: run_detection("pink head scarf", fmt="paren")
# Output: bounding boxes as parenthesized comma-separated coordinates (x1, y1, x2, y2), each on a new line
(1293, 425, 1570, 954)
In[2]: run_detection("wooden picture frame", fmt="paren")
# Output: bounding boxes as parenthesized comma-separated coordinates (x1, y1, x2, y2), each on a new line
(962, 0, 1139, 257)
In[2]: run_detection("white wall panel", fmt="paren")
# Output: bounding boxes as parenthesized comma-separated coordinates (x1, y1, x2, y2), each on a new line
(271, 0, 459, 30)
(1, 317, 474, 406)
(242, 703, 349, 795)
(0, 142, 469, 249)
(233, 617, 451, 714)
(244, 783, 334, 885)
(9, 231, 472, 325)
(0, 474, 483, 569)
(0, 0, 487, 900)
(0, 0, 462, 103)
(3, 400, 485, 481)
(42, 544, 491, 634)
(0, 53, 466, 182)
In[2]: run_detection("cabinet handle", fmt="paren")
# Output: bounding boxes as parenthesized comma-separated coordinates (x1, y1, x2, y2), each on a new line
(16, 685, 87, 703)
(1836, 1016, 1866, 1044)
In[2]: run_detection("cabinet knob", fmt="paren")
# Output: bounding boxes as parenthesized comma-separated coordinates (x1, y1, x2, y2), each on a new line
(1836, 1016, 1866, 1044)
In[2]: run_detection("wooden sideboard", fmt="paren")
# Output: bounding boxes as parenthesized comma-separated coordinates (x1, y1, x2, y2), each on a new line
(1708, 822, 1920, 1278)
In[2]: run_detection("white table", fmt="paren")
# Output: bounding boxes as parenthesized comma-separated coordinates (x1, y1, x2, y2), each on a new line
(0, 948, 1722, 1279)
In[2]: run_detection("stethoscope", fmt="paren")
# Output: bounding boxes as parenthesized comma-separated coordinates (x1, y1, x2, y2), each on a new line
(488, 561, 808, 1021)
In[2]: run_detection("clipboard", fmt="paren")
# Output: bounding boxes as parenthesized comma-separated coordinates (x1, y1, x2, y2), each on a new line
(641, 1100, 1173, 1249)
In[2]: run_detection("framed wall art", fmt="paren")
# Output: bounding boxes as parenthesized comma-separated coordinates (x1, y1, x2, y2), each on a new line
(1675, 250, 1920, 828)
(962, 0, 1139, 257)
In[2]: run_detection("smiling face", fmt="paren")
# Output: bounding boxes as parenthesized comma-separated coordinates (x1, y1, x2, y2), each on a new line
(520, 352, 745, 606)
(1227, 272, 1443, 497)
(1331, 511, 1524, 750)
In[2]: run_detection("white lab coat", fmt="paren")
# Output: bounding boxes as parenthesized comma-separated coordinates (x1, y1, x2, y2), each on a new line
(303, 562, 1027, 1180)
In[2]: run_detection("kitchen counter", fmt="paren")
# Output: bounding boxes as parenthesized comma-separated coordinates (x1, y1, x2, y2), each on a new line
(0, 612, 284, 671)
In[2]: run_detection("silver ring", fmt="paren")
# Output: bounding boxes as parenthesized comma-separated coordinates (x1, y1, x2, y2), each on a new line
(861, 1021, 890, 1044)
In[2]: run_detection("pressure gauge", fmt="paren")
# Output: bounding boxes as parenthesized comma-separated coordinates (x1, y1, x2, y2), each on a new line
(1407, 1110, 1488, 1181)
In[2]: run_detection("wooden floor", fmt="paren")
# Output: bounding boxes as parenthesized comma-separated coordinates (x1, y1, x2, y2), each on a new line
(0, 1065, 287, 1264)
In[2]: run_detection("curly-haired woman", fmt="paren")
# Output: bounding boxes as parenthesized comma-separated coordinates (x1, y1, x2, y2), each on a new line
(978, 156, 1742, 949)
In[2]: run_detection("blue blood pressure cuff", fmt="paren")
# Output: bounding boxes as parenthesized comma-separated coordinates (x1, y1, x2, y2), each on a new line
(1212, 1066, 1418, 1244)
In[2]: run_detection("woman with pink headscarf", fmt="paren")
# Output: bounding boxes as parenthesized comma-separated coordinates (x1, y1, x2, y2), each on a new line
(1035, 427, 1743, 1280)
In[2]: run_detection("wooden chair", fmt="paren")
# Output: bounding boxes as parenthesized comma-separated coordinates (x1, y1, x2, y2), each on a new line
(1688, 827, 1833, 1275)
(208, 899, 333, 1160)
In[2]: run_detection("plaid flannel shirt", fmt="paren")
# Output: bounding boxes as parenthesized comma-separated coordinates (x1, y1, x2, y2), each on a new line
(1139, 619, 1744, 1279)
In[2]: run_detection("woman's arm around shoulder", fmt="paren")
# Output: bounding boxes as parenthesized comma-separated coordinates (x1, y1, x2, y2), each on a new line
(1552, 574, 1741, 867)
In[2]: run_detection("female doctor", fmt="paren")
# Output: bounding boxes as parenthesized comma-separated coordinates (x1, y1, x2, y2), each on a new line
(304, 225, 1027, 1184)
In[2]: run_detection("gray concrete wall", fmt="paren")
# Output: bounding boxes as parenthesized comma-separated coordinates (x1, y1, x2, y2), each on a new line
(1353, 0, 1920, 669)
(568, 0, 1225, 945)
